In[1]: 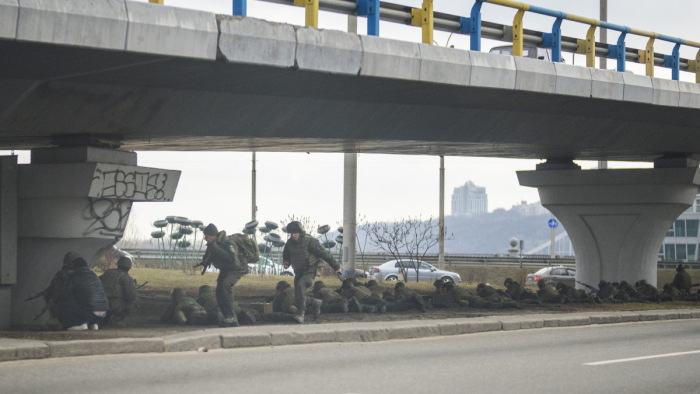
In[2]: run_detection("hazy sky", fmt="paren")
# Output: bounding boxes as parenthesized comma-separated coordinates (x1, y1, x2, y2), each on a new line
(31, 0, 700, 239)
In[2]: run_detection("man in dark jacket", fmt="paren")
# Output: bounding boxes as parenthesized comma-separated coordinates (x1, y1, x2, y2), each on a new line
(49, 252, 108, 330)
(99, 256, 138, 327)
(202, 223, 245, 328)
(671, 264, 693, 294)
(282, 221, 342, 323)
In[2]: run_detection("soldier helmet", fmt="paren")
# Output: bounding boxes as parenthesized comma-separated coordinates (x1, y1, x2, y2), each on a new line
(394, 282, 405, 290)
(433, 279, 443, 289)
(341, 278, 355, 289)
(366, 280, 378, 287)
(312, 281, 326, 292)
(503, 278, 513, 286)
(63, 251, 81, 268)
(203, 223, 218, 236)
(638, 279, 647, 286)
(676, 264, 685, 272)
(555, 282, 565, 290)
(117, 256, 133, 271)
(476, 283, 485, 291)
(198, 285, 213, 295)
(442, 281, 455, 290)
(171, 287, 186, 300)
(276, 281, 291, 291)
(286, 221, 304, 234)
(620, 280, 629, 287)
(537, 279, 547, 289)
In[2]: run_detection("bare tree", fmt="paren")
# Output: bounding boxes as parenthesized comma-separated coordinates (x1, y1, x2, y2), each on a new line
(355, 214, 371, 272)
(367, 215, 443, 282)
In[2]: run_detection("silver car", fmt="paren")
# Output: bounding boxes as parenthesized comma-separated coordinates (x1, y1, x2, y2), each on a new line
(525, 266, 576, 287)
(369, 259, 461, 283)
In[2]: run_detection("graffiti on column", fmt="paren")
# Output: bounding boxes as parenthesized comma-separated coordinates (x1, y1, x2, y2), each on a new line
(89, 164, 180, 202)
(82, 198, 132, 237)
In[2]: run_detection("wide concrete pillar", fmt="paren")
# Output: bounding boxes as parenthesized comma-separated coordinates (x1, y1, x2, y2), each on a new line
(518, 161, 700, 287)
(10, 147, 180, 328)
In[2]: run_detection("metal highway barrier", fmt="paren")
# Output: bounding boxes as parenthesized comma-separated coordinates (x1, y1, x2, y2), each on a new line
(123, 248, 697, 270)
(149, 0, 700, 82)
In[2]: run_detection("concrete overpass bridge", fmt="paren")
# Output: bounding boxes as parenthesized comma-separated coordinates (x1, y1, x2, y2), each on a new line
(1, 0, 700, 327)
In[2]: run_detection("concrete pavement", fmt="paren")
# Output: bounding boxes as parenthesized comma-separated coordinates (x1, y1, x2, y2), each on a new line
(2, 308, 699, 362)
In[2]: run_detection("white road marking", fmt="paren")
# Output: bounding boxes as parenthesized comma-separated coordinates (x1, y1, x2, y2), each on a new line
(584, 350, 700, 366)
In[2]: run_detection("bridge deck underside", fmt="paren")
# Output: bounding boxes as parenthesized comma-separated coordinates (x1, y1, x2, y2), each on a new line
(1, 40, 699, 161)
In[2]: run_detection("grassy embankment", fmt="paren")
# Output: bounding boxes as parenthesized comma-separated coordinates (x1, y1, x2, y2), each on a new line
(105, 261, 698, 299)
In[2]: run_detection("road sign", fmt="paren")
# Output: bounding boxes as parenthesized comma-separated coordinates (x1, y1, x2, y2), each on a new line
(548, 218, 558, 229)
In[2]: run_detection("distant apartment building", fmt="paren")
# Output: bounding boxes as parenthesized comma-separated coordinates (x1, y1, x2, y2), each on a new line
(510, 200, 549, 216)
(451, 181, 488, 216)
(660, 191, 700, 261)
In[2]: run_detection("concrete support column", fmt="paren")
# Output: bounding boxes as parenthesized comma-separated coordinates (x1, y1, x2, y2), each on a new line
(518, 161, 700, 287)
(343, 153, 357, 275)
(0, 156, 17, 329)
(10, 147, 180, 328)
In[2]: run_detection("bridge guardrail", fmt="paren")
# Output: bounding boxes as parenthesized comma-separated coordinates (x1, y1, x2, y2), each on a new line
(153, 0, 700, 82)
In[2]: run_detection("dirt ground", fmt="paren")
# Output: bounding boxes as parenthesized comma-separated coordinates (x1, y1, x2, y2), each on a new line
(3, 288, 699, 342)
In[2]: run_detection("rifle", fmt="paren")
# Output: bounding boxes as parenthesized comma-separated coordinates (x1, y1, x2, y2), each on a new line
(25, 289, 46, 302)
(33, 303, 50, 321)
(193, 260, 211, 275)
(135, 281, 149, 289)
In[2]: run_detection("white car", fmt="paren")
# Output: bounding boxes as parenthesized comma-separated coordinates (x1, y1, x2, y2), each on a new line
(248, 257, 294, 276)
(369, 259, 461, 283)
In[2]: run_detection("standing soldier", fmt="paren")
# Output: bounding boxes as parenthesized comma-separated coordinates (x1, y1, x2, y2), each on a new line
(99, 256, 138, 327)
(282, 221, 342, 323)
(202, 223, 245, 327)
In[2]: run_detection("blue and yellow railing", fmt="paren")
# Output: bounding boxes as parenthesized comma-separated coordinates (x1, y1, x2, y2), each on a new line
(148, 0, 700, 83)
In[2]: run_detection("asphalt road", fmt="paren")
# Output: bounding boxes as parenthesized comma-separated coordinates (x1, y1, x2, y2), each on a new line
(2, 319, 699, 393)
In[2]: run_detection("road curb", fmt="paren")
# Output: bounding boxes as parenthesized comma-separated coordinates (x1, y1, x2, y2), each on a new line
(1, 309, 699, 362)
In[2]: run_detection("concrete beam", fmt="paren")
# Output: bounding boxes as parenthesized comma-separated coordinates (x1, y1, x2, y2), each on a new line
(554, 62, 591, 97)
(514, 56, 556, 93)
(0, 0, 18, 39)
(679, 81, 700, 109)
(17, 0, 128, 50)
(652, 78, 680, 107)
(360, 35, 421, 80)
(418, 45, 471, 86)
(125, 1, 217, 60)
(469, 51, 516, 89)
(218, 16, 296, 67)
(296, 27, 362, 75)
(622, 73, 654, 104)
(590, 68, 624, 101)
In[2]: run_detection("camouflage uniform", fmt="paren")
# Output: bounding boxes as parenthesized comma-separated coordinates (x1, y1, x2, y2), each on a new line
(340, 279, 383, 313)
(536, 280, 562, 303)
(273, 281, 321, 319)
(389, 282, 426, 312)
(312, 281, 348, 313)
(671, 265, 692, 294)
(99, 257, 138, 326)
(160, 288, 211, 325)
(202, 224, 247, 327)
(282, 226, 340, 322)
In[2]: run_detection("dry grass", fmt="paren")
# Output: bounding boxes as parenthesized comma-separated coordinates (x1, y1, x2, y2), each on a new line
(122, 265, 700, 300)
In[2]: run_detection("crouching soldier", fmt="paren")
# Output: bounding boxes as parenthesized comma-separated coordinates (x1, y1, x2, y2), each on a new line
(389, 282, 426, 312)
(340, 278, 385, 313)
(272, 281, 321, 320)
(99, 256, 139, 327)
(160, 288, 213, 325)
(312, 281, 349, 313)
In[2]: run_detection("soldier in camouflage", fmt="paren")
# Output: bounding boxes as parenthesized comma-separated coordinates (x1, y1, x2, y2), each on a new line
(160, 287, 212, 325)
(311, 281, 349, 313)
(99, 256, 138, 327)
(282, 221, 342, 323)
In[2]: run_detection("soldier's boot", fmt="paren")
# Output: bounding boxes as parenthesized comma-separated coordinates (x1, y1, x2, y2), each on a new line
(361, 305, 377, 313)
(293, 312, 304, 324)
(238, 309, 256, 325)
(311, 299, 322, 320)
(220, 315, 239, 328)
